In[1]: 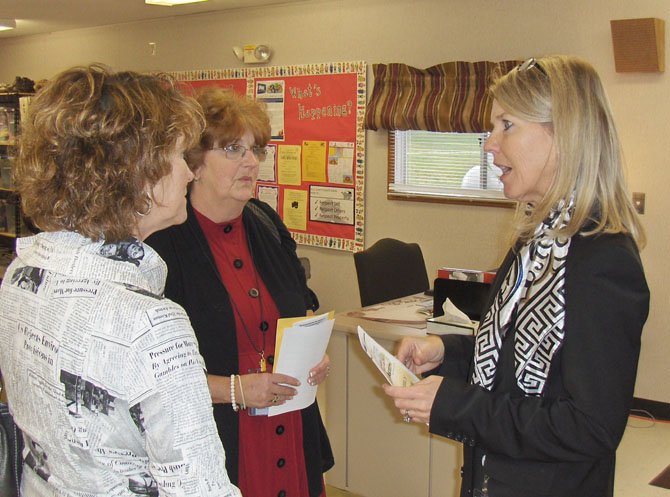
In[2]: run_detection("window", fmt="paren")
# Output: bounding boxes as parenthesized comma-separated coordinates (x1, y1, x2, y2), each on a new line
(388, 130, 514, 207)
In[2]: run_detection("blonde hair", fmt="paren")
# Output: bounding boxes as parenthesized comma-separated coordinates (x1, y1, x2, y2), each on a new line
(489, 55, 645, 248)
(186, 87, 271, 171)
(16, 64, 204, 242)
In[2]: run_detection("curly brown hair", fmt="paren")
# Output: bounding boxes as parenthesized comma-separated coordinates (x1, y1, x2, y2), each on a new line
(15, 64, 204, 242)
(185, 86, 271, 172)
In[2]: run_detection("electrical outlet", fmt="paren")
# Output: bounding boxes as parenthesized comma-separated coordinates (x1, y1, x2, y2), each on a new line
(632, 192, 645, 215)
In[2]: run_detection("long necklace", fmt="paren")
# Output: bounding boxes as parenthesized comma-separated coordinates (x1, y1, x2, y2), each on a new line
(194, 212, 270, 373)
(228, 262, 269, 372)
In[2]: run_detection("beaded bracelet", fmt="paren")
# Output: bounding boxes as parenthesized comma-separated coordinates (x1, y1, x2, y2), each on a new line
(237, 374, 246, 410)
(230, 374, 239, 412)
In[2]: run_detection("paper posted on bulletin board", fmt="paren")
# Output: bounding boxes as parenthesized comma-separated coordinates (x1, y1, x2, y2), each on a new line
(172, 61, 366, 252)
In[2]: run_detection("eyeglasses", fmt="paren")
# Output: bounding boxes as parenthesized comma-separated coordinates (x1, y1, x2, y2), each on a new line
(212, 143, 268, 161)
(517, 57, 547, 77)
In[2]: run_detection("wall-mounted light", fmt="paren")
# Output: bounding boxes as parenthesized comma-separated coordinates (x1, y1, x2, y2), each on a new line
(232, 46, 244, 61)
(232, 44, 272, 64)
(145, 0, 208, 6)
(0, 19, 16, 32)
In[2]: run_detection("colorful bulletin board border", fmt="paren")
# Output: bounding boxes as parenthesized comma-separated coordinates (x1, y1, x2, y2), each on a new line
(171, 61, 366, 253)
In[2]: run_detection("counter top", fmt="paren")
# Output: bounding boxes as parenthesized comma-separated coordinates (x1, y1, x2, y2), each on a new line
(334, 293, 431, 342)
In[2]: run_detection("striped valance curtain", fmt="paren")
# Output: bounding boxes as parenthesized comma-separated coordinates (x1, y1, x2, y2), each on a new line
(365, 60, 519, 133)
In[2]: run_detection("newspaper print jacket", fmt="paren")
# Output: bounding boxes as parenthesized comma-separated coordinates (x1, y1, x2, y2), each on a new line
(0, 231, 241, 497)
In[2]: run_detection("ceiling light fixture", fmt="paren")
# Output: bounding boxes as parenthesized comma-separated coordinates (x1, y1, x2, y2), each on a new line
(0, 19, 16, 32)
(145, 0, 208, 6)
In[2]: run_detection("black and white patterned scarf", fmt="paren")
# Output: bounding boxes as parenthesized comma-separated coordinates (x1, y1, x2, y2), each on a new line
(472, 199, 573, 395)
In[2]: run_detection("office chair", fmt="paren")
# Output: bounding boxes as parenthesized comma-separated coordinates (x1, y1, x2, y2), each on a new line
(353, 238, 430, 307)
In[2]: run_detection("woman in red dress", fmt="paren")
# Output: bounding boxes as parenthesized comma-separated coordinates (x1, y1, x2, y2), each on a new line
(147, 87, 334, 497)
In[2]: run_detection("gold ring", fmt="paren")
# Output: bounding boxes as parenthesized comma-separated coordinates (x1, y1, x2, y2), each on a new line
(272, 394, 279, 404)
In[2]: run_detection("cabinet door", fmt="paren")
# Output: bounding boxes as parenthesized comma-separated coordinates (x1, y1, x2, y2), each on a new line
(324, 333, 347, 488)
(429, 434, 462, 497)
(326, 332, 431, 497)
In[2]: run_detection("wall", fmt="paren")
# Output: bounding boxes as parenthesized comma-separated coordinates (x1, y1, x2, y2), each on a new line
(1, 0, 668, 401)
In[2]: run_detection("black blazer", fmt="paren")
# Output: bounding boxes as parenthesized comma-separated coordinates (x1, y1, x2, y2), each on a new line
(429, 232, 649, 497)
(146, 199, 334, 497)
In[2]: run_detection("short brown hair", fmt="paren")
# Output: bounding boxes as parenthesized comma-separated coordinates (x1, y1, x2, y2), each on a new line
(16, 64, 204, 242)
(186, 87, 271, 172)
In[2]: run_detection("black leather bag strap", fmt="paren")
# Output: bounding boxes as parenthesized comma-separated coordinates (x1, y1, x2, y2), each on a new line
(0, 374, 22, 497)
(245, 199, 319, 311)
(0, 403, 19, 497)
(246, 200, 281, 244)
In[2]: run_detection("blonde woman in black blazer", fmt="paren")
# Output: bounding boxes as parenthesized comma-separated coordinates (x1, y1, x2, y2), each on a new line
(383, 55, 649, 497)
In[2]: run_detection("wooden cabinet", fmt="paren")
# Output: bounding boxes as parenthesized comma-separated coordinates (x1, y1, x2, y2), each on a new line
(324, 310, 462, 497)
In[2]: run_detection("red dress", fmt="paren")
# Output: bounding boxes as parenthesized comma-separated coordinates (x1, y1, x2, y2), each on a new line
(196, 209, 325, 497)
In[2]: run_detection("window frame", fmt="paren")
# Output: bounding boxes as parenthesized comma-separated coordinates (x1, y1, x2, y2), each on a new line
(386, 131, 516, 208)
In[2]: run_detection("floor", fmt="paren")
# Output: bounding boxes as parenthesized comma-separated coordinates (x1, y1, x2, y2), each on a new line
(326, 486, 363, 497)
(325, 414, 670, 497)
(615, 414, 670, 497)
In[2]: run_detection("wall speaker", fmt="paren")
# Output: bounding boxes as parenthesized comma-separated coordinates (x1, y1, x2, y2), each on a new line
(610, 17, 665, 73)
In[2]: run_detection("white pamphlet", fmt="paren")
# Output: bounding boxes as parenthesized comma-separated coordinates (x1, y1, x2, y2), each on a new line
(357, 326, 419, 387)
(268, 312, 334, 416)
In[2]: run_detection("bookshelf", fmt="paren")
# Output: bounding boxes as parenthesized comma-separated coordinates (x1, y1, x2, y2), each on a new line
(0, 92, 33, 278)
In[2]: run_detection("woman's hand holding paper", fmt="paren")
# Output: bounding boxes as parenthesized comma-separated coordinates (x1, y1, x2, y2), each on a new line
(382, 375, 443, 424)
(307, 354, 331, 386)
(395, 335, 445, 375)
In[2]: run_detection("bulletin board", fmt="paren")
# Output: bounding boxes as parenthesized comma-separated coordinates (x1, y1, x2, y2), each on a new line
(172, 62, 367, 252)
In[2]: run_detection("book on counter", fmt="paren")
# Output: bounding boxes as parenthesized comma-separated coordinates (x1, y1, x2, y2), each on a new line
(437, 266, 496, 284)
(426, 315, 478, 335)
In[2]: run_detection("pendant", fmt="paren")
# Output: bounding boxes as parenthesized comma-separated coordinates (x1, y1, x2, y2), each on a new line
(259, 352, 266, 373)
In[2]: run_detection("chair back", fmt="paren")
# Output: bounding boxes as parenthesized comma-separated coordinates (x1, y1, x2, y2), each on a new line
(299, 257, 311, 280)
(353, 238, 430, 307)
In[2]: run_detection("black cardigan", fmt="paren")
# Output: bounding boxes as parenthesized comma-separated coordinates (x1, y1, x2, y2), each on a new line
(429, 232, 649, 497)
(146, 199, 334, 497)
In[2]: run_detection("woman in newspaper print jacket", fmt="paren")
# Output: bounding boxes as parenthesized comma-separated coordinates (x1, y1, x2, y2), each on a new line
(0, 65, 240, 497)
(383, 56, 649, 497)
(147, 87, 334, 497)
